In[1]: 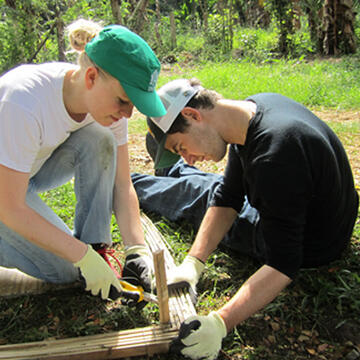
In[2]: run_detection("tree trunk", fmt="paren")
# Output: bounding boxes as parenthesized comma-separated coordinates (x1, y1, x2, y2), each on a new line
(198, 0, 209, 31)
(5, 0, 16, 9)
(128, 0, 149, 33)
(228, 0, 233, 51)
(110, 0, 123, 25)
(170, 12, 177, 50)
(155, 0, 161, 22)
(267, 0, 295, 55)
(304, 3, 323, 54)
(56, 17, 66, 61)
(321, 0, 357, 55)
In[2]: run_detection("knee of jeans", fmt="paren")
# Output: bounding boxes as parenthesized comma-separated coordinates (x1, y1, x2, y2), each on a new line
(97, 132, 117, 169)
(76, 127, 117, 169)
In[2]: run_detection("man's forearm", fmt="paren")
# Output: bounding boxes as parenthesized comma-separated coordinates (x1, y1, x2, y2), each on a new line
(189, 206, 237, 262)
(217, 265, 292, 332)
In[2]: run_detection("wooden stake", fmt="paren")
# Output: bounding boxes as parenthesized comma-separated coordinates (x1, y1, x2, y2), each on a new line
(153, 250, 170, 324)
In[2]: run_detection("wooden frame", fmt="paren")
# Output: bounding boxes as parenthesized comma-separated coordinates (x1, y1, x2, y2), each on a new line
(0, 214, 196, 360)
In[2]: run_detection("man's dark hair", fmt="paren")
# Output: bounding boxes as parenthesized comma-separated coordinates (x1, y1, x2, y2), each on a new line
(168, 78, 222, 134)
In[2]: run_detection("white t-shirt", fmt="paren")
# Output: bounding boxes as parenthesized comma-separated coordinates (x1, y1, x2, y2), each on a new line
(0, 62, 128, 177)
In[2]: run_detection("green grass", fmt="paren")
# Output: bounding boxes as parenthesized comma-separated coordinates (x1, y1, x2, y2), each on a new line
(0, 59, 359, 359)
(159, 57, 360, 110)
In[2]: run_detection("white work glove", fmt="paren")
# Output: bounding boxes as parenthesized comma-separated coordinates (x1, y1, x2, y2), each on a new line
(170, 311, 227, 360)
(74, 244, 122, 300)
(167, 255, 205, 291)
(122, 245, 154, 308)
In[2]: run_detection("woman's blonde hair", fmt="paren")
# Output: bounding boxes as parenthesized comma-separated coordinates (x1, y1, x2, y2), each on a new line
(66, 19, 103, 68)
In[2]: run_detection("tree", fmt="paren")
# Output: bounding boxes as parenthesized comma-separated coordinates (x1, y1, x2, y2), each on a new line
(265, 0, 297, 56)
(300, 0, 324, 53)
(320, 0, 357, 54)
(110, 0, 123, 24)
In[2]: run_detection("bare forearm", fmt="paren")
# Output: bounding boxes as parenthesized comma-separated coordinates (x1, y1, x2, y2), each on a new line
(113, 182, 145, 247)
(0, 165, 87, 263)
(1, 205, 87, 263)
(113, 145, 145, 247)
(217, 265, 292, 332)
(189, 206, 237, 262)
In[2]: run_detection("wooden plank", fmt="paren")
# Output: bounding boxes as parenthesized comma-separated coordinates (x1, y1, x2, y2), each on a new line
(0, 213, 196, 359)
(140, 214, 196, 326)
(153, 250, 170, 324)
(0, 325, 176, 360)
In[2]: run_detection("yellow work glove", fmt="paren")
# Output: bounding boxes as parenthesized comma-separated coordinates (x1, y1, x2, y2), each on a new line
(74, 244, 122, 300)
(170, 311, 227, 360)
(167, 255, 205, 291)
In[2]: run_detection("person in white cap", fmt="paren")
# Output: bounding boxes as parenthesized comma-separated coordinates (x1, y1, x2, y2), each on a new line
(133, 78, 358, 359)
(0, 18, 166, 305)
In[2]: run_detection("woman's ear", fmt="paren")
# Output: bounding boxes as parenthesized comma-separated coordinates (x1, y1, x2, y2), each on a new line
(84, 67, 99, 90)
(181, 107, 201, 122)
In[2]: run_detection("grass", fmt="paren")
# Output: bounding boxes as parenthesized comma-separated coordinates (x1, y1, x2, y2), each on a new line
(159, 57, 360, 110)
(0, 58, 359, 359)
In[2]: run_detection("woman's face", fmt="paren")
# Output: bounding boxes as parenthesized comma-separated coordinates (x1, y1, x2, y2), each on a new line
(86, 69, 134, 126)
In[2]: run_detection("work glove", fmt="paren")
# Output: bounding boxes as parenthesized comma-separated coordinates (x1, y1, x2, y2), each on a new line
(167, 255, 205, 293)
(74, 244, 122, 300)
(170, 311, 227, 360)
(122, 244, 153, 309)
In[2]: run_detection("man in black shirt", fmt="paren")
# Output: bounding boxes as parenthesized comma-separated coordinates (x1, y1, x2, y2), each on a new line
(134, 78, 358, 360)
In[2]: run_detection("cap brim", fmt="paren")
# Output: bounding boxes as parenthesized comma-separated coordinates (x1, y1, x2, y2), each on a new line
(122, 83, 166, 117)
(154, 135, 180, 169)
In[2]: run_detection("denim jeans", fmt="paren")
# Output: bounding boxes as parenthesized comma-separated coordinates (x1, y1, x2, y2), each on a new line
(131, 160, 265, 260)
(0, 123, 117, 283)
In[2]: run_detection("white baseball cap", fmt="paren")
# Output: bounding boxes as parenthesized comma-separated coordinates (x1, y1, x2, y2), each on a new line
(150, 79, 203, 132)
(147, 79, 203, 169)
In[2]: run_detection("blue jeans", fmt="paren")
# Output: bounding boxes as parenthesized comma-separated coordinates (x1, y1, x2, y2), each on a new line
(0, 123, 117, 283)
(131, 160, 265, 260)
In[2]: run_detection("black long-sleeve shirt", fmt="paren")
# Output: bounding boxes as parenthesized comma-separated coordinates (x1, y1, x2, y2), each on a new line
(211, 93, 358, 279)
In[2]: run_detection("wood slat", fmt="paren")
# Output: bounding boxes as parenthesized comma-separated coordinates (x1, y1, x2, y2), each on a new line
(153, 250, 170, 324)
(0, 213, 196, 359)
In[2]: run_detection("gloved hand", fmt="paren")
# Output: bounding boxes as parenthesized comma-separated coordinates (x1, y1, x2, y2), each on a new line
(122, 244, 153, 309)
(74, 244, 122, 300)
(170, 311, 227, 360)
(167, 255, 205, 292)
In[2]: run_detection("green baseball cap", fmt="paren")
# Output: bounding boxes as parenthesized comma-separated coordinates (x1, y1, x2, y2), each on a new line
(85, 25, 166, 117)
(147, 116, 180, 169)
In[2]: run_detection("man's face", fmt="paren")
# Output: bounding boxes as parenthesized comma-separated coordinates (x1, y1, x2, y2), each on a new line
(164, 121, 227, 166)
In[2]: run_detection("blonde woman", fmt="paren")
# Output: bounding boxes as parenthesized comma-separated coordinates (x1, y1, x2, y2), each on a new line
(0, 19, 165, 304)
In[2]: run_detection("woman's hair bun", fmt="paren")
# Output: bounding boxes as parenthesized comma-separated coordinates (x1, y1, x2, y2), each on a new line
(66, 19, 103, 52)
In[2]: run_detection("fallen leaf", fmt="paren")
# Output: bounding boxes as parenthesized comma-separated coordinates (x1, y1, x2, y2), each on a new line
(270, 321, 280, 331)
(302, 330, 313, 337)
(298, 335, 310, 342)
(318, 343, 329, 352)
(306, 348, 316, 355)
(268, 335, 276, 344)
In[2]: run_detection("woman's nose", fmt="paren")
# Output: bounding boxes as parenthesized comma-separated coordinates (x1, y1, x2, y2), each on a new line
(120, 103, 134, 118)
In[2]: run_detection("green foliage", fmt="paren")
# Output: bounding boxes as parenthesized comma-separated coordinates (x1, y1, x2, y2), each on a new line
(0, 0, 116, 74)
(1, 0, 360, 73)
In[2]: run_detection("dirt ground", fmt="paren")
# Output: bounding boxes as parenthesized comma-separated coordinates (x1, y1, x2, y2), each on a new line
(128, 110, 360, 190)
